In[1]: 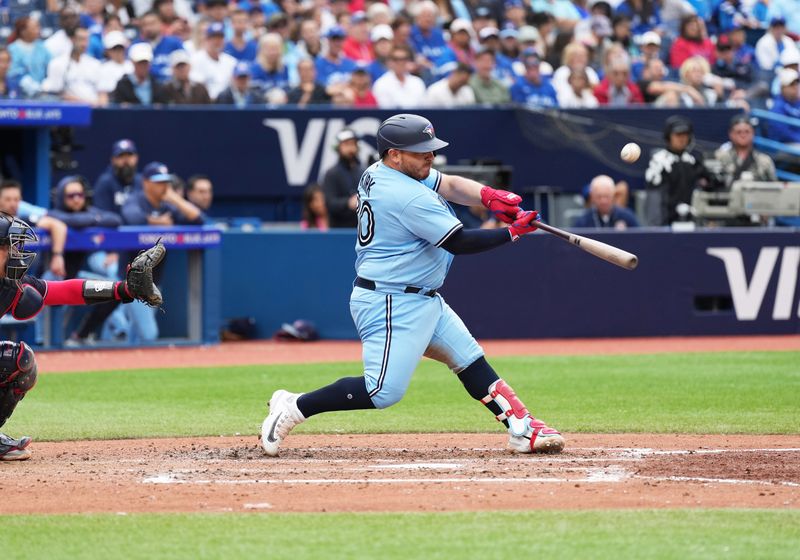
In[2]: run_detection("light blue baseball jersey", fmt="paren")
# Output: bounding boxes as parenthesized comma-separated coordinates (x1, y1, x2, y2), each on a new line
(355, 161, 463, 290)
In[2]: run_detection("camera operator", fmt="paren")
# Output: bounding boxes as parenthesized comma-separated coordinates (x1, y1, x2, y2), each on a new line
(713, 114, 777, 188)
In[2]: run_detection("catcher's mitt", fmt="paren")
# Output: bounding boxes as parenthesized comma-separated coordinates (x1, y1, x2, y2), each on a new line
(126, 241, 166, 307)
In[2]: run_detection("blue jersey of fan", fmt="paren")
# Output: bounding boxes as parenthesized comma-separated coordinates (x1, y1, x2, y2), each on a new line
(355, 161, 462, 290)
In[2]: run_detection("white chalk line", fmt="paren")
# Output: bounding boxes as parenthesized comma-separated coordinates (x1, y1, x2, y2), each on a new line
(139, 447, 800, 488)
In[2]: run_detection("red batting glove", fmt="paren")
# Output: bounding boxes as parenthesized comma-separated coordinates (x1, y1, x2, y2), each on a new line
(508, 210, 540, 241)
(480, 186, 522, 224)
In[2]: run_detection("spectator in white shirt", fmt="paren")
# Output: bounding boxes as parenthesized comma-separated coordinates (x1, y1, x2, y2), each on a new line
(423, 63, 476, 107)
(98, 31, 133, 95)
(557, 67, 599, 108)
(755, 17, 800, 71)
(372, 45, 427, 108)
(190, 21, 237, 100)
(45, 6, 81, 59)
(42, 27, 106, 106)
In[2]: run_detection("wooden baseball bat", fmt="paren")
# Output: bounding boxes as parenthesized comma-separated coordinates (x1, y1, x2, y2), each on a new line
(534, 221, 639, 270)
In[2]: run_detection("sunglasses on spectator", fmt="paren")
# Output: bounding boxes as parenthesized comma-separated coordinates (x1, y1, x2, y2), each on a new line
(65, 192, 85, 199)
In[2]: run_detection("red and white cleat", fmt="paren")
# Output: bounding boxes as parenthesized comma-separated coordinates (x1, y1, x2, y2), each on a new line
(508, 415, 565, 454)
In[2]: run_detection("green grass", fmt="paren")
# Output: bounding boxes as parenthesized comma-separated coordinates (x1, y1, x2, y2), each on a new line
(4, 510, 799, 560)
(5, 351, 799, 441)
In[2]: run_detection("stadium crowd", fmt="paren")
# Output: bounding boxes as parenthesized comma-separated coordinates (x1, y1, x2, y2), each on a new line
(0, 0, 797, 120)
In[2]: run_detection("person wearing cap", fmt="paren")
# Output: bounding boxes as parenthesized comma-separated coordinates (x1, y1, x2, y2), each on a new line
(321, 128, 364, 228)
(714, 115, 777, 188)
(424, 62, 476, 107)
(287, 57, 332, 106)
(447, 19, 477, 67)
(41, 27, 106, 106)
(769, 68, 800, 144)
(97, 30, 133, 95)
(409, 0, 449, 71)
(766, 0, 800, 35)
(755, 17, 800, 71)
(111, 42, 170, 105)
(712, 33, 753, 87)
(499, 28, 520, 60)
(316, 25, 358, 87)
(593, 54, 644, 105)
(727, 24, 756, 69)
(190, 21, 238, 100)
(770, 49, 800, 96)
(164, 49, 212, 104)
(630, 30, 662, 81)
(509, 50, 559, 107)
(93, 139, 143, 217)
(122, 162, 204, 226)
(343, 11, 374, 63)
(216, 61, 259, 106)
(224, 8, 258, 61)
(373, 45, 427, 108)
(251, 33, 290, 96)
(366, 23, 394, 82)
(669, 15, 715, 70)
(477, 26, 518, 86)
(516, 25, 543, 61)
(135, 11, 185, 82)
(469, 48, 511, 104)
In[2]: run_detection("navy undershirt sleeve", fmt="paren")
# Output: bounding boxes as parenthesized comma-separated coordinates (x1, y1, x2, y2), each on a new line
(440, 227, 512, 255)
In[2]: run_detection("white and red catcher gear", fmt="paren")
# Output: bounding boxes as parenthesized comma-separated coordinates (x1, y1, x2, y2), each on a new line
(482, 379, 565, 453)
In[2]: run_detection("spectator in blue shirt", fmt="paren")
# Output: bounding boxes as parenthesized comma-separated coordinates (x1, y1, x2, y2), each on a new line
(93, 139, 143, 216)
(409, 1, 449, 73)
(615, 0, 662, 36)
(573, 175, 640, 229)
(8, 16, 51, 98)
(122, 162, 205, 226)
(225, 9, 258, 61)
(315, 26, 357, 87)
(135, 11, 184, 82)
(510, 51, 559, 107)
(250, 33, 290, 95)
(769, 68, 800, 144)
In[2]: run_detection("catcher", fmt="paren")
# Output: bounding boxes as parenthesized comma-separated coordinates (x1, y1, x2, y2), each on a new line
(0, 212, 165, 461)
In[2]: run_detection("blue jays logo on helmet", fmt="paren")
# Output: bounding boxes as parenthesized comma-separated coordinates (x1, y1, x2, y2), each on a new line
(423, 124, 434, 139)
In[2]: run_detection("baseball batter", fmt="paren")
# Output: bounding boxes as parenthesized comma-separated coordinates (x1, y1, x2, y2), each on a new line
(0, 214, 165, 461)
(260, 114, 564, 456)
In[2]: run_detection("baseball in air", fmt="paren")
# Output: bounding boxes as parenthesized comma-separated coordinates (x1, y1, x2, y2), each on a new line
(620, 143, 641, 163)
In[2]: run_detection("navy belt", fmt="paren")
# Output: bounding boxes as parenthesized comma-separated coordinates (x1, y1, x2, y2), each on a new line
(355, 276, 438, 297)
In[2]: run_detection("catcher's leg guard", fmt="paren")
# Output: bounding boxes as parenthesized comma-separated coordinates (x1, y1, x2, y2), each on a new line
(0, 341, 38, 428)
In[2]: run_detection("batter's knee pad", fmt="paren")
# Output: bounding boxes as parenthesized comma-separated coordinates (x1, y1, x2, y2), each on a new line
(0, 341, 38, 428)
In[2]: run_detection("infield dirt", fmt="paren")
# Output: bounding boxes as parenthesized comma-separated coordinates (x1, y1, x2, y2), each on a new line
(4, 335, 798, 515)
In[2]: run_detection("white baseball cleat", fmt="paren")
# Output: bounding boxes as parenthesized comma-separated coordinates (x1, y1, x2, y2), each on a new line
(259, 390, 305, 457)
(508, 415, 565, 454)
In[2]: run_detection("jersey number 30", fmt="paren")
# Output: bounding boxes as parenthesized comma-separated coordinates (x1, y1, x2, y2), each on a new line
(357, 201, 374, 246)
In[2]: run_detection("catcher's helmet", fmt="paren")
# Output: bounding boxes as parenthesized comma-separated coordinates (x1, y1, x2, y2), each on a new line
(376, 114, 449, 157)
(0, 212, 38, 280)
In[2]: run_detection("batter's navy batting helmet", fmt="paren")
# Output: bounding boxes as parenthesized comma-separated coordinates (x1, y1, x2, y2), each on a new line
(0, 212, 38, 280)
(376, 114, 449, 157)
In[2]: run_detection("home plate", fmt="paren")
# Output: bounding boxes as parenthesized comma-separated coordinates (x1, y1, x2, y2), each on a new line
(371, 463, 463, 470)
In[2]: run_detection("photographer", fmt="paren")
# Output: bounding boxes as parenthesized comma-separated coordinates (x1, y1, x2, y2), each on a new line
(714, 115, 777, 189)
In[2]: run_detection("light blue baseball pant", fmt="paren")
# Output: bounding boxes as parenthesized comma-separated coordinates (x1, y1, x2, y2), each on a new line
(350, 286, 484, 409)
